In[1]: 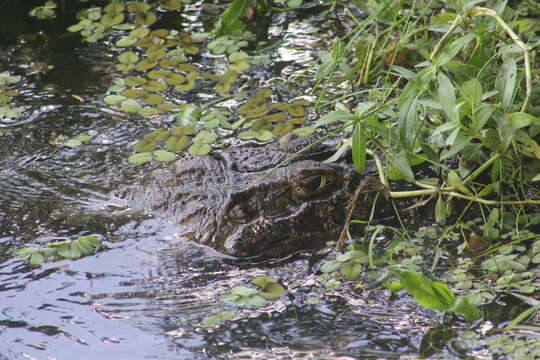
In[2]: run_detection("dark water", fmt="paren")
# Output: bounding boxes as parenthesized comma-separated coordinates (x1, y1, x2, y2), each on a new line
(0, 2, 465, 359)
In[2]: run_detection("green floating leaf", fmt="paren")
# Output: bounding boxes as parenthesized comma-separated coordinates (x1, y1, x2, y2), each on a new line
(202, 310, 235, 326)
(152, 150, 176, 162)
(133, 139, 157, 153)
(104, 94, 127, 105)
(188, 143, 211, 156)
(292, 126, 315, 137)
(341, 261, 362, 281)
(177, 104, 202, 124)
(320, 259, 341, 273)
(192, 131, 216, 144)
(144, 128, 169, 141)
(128, 152, 153, 163)
(121, 99, 142, 113)
(251, 276, 285, 300)
(64, 139, 82, 148)
(165, 135, 189, 153)
(231, 286, 258, 297)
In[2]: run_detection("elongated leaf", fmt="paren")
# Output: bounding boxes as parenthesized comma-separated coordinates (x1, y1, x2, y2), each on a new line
(398, 98, 418, 151)
(496, 56, 517, 108)
(438, 72, 457, 122)
(392, 269, 455, 311)
(215, 0, 255, 35)
(352, 122, 367, 173)
(461, 78, 482, 108)
(433, 33, 475, 67)
(435, 195, 446, 225)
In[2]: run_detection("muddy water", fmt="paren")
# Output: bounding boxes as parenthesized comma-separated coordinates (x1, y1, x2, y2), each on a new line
(0, 2, 449, 359)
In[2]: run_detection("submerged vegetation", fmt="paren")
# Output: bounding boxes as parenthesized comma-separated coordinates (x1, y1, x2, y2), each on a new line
(8, 0, 540, 358)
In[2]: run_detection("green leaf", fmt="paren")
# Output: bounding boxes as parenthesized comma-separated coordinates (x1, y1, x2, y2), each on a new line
(392, 269, 455, 310)
(388, 151, 414, 181)
(215, 0, 255, 36)
(461, 78, 482, 107)
(231, 286, 258, 297)
(188, 143, 211, 156)
(496, 56, 517, 108)
(121, 99, 142, 113)
(152, 150, 176, 162)
(30, 252, 45, 265)
(128, 152, 153, 163)
(165, 135, 189, 153)
(435, 195, 446, 225)
(433, 33, 475, 67)
(57, 243, 79, 259)
(192, 131, 216, 144)
(292, 126, 315, 137)
(133, 139, 156, 153)
(245, 294, 267, 307)
(315, 110, 355, 127)
(341, 261, 362, 281)
(177, 104, 201, 124)
(452, 295, 481, 321)
(352, 122, 367, 173)
(447, 170, 470, 194)
(202, 311, 235, 326)
(258, 282, 284, 300)
(64, 139, 82, 148)
(320, 259, 341, 273)
(438, 72, 457, 122)
(104, 95, 127, 105)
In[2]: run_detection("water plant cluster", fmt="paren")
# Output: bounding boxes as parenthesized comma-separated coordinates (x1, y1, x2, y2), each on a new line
(0, 71, 24, 121)
(20, 0, 540, 357)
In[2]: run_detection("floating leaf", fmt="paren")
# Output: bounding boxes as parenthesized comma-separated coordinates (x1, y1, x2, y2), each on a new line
(121, 89, 147, 99)
(202, 311, 235, 326)
(135, 12, 157, 25)
(188, 143, 211, 156)
(139, 107, 160, 116)
(133, 139, 157, 152)
(64, 139, 82, 148)
(141, 93, 165, 105)
(292, 126, 315, 136)
(286, 104, 305, 117)
(144, 80, 168, 92)
(124, 76, 147, 86)
(144, 128, 169, 141)
(251, 276, 285, 300)
(272, 124, 294, 136)
(104, 94, 127, 105)
(192, 130, 217, 144)
(177, 104, 201, 123)
(121, 99, 142, 113)
(165, 135, 189, 152)
(256, 130, 273, 142)
(127, 2, 152, 12)
(152, 150, 176, 162)
(128, 152, 152, 163)
(115, 36, 138, 47)
(135, 59, 157, 71)
(171, 125, 195, 136)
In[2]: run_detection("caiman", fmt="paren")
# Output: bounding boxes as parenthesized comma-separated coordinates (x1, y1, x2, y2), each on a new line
(116, 138, 380, 258)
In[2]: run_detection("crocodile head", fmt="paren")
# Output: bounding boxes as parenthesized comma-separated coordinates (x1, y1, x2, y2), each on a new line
(118, 141, 369, 258)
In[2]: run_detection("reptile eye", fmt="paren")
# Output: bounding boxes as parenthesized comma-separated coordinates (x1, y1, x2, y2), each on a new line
(294, 175, 334, 198)
(299, 175, 330, 192)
